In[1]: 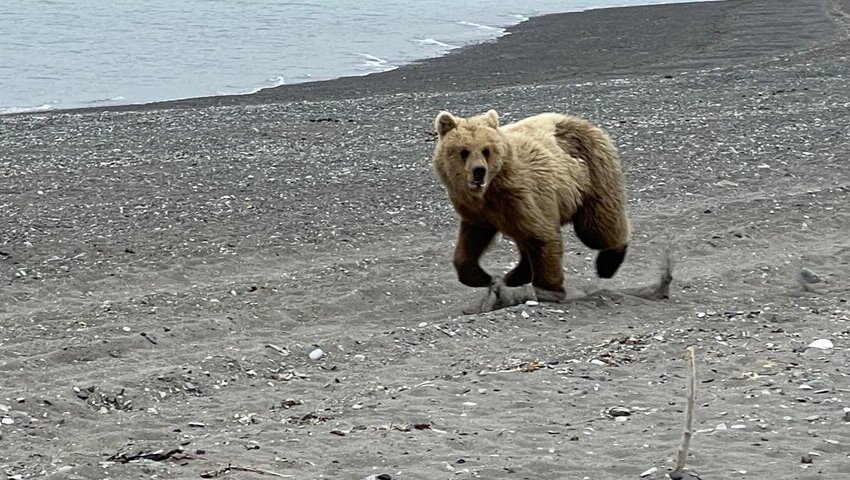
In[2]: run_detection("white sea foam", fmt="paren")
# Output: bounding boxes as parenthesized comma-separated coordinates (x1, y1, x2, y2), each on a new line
(457, 20, 505, 32)
(242, 75, 289, 95)
(512, 14, 530, 22)
(356, 53, 396, 71)
(0, 103, 55, 115)
(414, 37, 459, 49)
(82, 96, 127, 104)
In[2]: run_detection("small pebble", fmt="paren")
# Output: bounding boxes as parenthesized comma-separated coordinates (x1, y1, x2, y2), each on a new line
(309, 348, 324, 360)
(807, 339, 834, 350)
(801, 453, 813, 464)
(800, 268, 821, 284)
(188, 421, 206, 428)
(640, 467, 658, 477)
(1, 417, 14, 425)
(608, 407, 631, 417)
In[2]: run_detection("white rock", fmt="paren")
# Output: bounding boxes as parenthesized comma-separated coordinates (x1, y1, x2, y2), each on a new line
(1, 417, 14, 425)
(589, 359, 606, 366)
(640, 467, 658, 477)
(309, 348, 324, 360)
(525, 300, 539, 306)
(808, 339, 834, 350)
(521, 311, 530, 319)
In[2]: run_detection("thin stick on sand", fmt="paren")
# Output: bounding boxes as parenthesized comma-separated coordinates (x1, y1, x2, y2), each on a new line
(200, 464, 293, 478)
(673, 346, 697, 475)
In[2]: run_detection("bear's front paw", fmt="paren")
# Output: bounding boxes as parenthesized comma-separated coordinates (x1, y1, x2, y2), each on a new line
(534, 287, 567, 303)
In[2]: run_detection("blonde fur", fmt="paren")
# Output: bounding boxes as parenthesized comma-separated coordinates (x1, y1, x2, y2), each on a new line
(432, 110, 630, 297)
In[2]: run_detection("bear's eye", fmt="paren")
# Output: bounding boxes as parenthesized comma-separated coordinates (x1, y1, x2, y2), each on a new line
(460, 149, 470, 160)
(482, 148, 490, 159)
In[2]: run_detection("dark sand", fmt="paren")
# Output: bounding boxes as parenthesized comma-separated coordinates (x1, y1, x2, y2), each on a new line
(2, 0, 850, 479)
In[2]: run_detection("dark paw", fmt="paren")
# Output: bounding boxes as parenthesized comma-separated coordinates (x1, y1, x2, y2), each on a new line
(596, 245, 628, 279)
(534, 286, 566, 303)
(503, 267, 532, 287)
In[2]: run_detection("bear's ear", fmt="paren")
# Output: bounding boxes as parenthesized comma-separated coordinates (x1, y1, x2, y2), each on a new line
(483, 109, 499, 129)
(435, 111, 458, 137)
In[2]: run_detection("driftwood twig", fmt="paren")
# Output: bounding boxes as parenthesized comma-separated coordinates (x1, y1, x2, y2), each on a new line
(673, 346, 697, 474)
(200, 464, 293, 478)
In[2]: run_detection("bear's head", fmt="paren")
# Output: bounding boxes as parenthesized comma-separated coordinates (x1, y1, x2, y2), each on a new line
(432, 109, 507, 198)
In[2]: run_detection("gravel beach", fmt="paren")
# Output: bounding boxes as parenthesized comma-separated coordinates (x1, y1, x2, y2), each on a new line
(2, 0, 850, 479)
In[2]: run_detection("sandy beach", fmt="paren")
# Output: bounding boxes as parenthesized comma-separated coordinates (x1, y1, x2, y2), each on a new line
(2, 0, 850, 479)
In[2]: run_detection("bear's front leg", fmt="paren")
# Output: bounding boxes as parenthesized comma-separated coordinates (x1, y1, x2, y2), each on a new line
(523, 235, 567, 302)
(453, 221, 497, 287)
(504, 250, 532, 287)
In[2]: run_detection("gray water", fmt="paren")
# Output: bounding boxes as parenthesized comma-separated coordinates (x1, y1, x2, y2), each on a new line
(0, 0, 710, 114)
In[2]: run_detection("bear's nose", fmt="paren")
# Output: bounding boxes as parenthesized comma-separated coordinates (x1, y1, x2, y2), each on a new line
(472, 166, 487, 181)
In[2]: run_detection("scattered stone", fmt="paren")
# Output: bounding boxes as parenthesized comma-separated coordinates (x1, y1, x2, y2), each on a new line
(353, 354, 366, 361)
(844, 411, 850, 422)
(608, 406, 632, 417)
(807, 339, 834, 350)
(280, 399, 302, 409)
(309, 348, 324, 360)
(640, 467, 658, 477)
(1, 417, 14, 425)
(800, 268, 822, 284)
(801, 453, 813, 464)
(188, 421, 206, 428)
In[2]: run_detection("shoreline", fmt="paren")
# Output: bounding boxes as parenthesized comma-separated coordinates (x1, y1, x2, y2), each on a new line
(5, 0, 836, 117)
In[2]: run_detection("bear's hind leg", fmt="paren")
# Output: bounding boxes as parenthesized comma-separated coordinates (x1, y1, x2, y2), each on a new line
(504, 250, 532, 287)
(572, 199, 630, 279)
(596, 244, 628, 278)
(453, 221, 498, 287)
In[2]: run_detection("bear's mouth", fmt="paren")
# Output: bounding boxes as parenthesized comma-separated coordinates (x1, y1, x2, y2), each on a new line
(468, 180, 486, 190)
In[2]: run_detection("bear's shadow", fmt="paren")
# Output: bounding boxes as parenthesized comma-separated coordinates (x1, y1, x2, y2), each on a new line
(463, 253, 674, 315)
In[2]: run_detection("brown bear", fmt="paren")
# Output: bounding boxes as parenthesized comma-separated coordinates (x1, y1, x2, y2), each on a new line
(432, 109, 630, 302)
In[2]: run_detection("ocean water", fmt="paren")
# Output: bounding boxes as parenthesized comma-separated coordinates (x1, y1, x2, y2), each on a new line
(1, 0, 706, 114)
